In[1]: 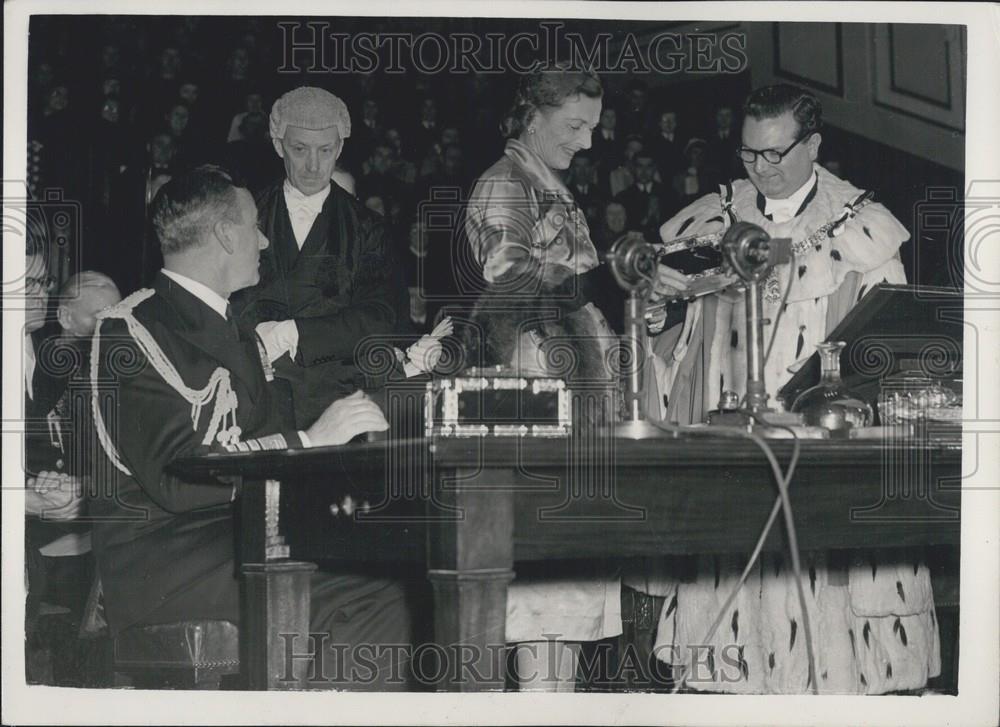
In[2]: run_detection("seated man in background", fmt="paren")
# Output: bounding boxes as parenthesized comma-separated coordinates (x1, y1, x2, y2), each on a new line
(24, 248, 81, 523)
(614, 151, 675, 242)
(24, 258, 119, 684)
(90, 166, 413, 689)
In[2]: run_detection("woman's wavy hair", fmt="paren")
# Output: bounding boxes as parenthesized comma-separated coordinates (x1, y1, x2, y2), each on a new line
(500, 63, 603, 140)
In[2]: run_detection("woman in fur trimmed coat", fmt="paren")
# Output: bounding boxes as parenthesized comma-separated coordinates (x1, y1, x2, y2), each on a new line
(462, 64, 622, 691)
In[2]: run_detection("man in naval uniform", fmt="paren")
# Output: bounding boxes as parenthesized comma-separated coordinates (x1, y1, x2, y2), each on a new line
(90, 166, 413, 689)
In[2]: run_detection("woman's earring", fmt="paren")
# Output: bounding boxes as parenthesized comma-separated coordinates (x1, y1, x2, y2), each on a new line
(528, 127, 536, 135)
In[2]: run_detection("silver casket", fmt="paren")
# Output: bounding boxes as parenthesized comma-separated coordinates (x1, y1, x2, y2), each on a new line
(424, 366, 571, 438)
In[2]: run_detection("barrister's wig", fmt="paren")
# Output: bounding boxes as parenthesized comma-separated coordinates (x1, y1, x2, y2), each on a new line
(500, 62, 603, 140)
(744, 83, 823, 137)
(269, 86, 351, 141)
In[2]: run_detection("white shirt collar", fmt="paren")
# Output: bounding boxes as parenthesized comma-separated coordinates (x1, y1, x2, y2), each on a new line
(283, 179, 331, 211)
(161, 268, 229, 320)
(764, 169, 817, 221)
(283, 180, 331, 248)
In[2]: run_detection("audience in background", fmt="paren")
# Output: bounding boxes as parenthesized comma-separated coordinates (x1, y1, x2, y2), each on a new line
(28, 18, 765, 310)
(566, 152, 602, 230)
(707, 104, 742, 180)
(672, 137, 721, 210)
(648, 109, 685, 184)
(614, 151, 676, 242)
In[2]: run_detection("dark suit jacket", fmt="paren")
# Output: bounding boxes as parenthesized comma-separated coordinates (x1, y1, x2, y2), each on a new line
(566, 182, 606, 231)
(90, 273, 302, 634)
(25, 326, 71, 477)
(408, 122, 440, 164)
(231, 182, 403, 429)
(590, 132, 622, 181)
(24, 327, 90, 611)
(614, 182, 677, 241)
(648, 133, 686, 180)
(707, 131, 742, 181)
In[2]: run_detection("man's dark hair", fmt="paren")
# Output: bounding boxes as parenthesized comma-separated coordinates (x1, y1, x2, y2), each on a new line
(743, 84, 823, 137)
(150, 165, 244, 255)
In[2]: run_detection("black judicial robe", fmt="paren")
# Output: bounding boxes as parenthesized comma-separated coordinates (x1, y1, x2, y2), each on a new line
(90, 273, 303, 634)
(231, 182, 403, 429)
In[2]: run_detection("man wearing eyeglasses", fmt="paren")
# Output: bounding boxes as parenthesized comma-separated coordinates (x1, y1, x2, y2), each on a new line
(23, 249, 79, 520)
(23, 247, 89, 684)
(647, 83, 907, 423)
(621, 85, 937, 696)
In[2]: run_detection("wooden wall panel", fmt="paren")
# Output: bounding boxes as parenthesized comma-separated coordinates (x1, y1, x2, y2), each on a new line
(747, 22, 965, 171)
(873, 24, 965, 133)
(774, 22, 843, 96)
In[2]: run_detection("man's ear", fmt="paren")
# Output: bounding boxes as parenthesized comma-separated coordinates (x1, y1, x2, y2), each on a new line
(808, 133, 822, 162)
(213, 218, 235, 255)
(272, 137, 285, 159)
(56, 303, 72, 331)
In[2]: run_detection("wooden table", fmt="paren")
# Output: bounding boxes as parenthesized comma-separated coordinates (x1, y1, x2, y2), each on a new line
(178, 434, 961, 691)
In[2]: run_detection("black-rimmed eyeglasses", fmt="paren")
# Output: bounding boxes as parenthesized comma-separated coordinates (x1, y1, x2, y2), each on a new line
(737, 131, 814, 165)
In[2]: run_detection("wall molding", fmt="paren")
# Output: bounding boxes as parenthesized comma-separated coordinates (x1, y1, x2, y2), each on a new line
(872, 24, 965, 133)
(773, 22, 844, 97)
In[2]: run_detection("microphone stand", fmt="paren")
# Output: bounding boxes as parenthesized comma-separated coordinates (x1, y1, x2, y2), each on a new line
(606, 233, 669, 439)
(707, 222, 796, 429)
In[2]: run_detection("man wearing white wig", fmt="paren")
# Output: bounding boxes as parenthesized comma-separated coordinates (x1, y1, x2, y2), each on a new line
(232, 86, 408, 429)
(623, 84, 940, 694)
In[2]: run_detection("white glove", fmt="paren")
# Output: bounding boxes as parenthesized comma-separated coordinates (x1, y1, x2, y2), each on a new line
(255, 320, 299, 363)
(404, 317, 454, 376)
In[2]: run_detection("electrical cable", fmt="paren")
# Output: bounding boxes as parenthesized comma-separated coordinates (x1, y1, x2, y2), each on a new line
(743, 412, 817, 696)
(637, 227, 816, 691)
(647, 417, 817, 695)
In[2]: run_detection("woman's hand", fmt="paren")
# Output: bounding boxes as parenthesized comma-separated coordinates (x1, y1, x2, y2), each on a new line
(651, 263, 691, 300)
